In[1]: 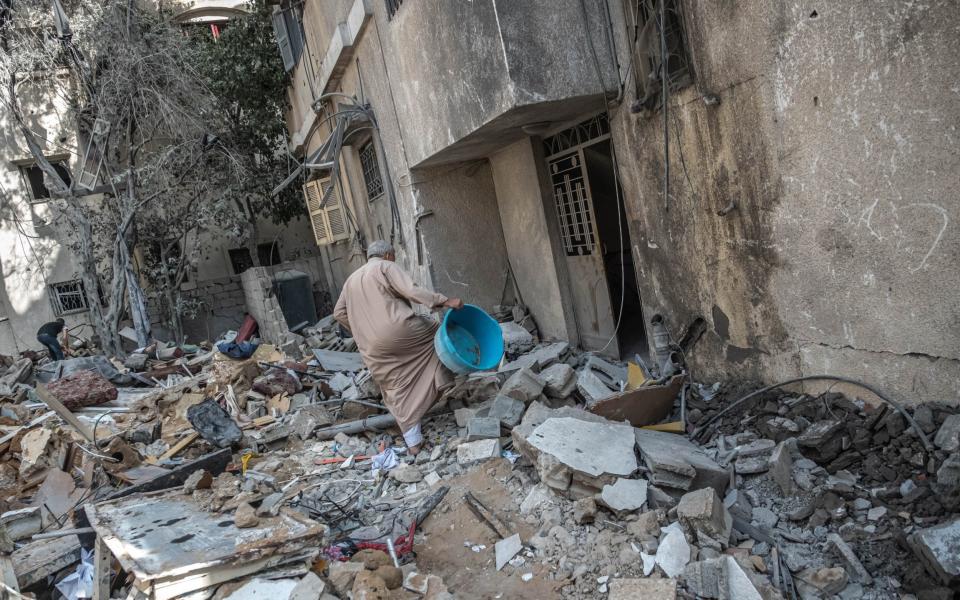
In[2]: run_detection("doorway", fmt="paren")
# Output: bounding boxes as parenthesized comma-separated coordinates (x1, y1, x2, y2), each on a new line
(544, 114, 646, 360)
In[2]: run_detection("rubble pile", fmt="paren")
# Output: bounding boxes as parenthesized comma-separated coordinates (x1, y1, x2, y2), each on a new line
(0, 314, 957, 599)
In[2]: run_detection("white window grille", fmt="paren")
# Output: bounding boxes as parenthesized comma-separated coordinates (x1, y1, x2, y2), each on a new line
(549, 153, 596, 256)
(359, 142, 384, 201)
(49, 280, 89, 315)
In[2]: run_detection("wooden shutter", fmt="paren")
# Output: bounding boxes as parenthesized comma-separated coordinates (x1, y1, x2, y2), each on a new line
(272, 11, 294, 72)
(303, 179, 330, 245)
(323, 184, 349, 243)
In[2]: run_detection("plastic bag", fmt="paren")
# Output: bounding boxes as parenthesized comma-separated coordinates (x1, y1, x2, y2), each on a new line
(55, 548, 95, 600)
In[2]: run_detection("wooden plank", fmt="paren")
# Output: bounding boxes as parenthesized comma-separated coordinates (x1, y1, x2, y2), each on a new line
(12, 534, 81, 588)
(92, 537, 111, 600)
(145, 432, 199, 465)
(34, 386, 95, 443)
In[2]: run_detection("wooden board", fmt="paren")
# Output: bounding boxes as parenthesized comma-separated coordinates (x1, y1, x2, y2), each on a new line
(34, 386, 95, 443)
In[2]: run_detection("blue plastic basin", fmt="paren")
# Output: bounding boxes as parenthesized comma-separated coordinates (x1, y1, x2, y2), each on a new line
(434, 304, 504, 374)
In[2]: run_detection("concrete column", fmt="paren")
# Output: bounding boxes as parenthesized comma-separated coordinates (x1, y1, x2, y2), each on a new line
(489, 138, 579, 344)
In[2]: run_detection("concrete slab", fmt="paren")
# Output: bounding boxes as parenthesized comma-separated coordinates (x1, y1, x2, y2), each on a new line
(907, 517, 960, 585)
(525, 417, 637, 481)
(677, 487, 732, 550)
(456, 439, 501, 464)
(500, 368, 546, 403)
(935, 415, 960, 452)
(495, 533, 522, 571)
(655, 522, 690, 578)
(540, 363, 576, 398)
(576, 370, 614, 405)
(635, 429, 728, 495)
(465, 416, 501, 441)
(600, 478, 648, 513)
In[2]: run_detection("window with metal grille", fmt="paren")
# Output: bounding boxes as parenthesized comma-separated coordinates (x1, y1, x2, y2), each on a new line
(20, 161, 72, 202)
(386, 0, 404, 20)
(629, 0, 694, 111)
(358, 142, 383, 201)
(49, 280, 89, 315)
(548, 153, 596, 256)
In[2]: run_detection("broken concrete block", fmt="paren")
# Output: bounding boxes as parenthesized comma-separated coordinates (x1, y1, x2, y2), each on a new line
(682, 557, 723, 598)
(46, 368, 118, 410)
(454, 407, 476, 428)
(523, 417, 637, 495)
(540, 363, 576, 398)
(573, 497, 597, 524)
(457, 438, 500, 464)
(500, 322, 535, 354)
(499, 342, 569, 373)
(576, 370, 614, 405)
(465, 416, 501, 441)
(424, 471, 441, 487)
(291, 405, 334, 440)
(722, 555, 764, 600)
(488, 395, 525, 428)
(733, 439, 776, 475)
(495, 533, 522, 570)
(234, 502, 259, 528)
(0, 507, 41, 541)
(600, 478, 647, 514)
(329, 561, 366, 596)
(627, 509, 665, 539)
(500, 368, 546, 403)
(907, 517, 960, 585)
(655, 522, 691, 578)
(123, 353, 149, 371)
(827, 533, 873, 584)
(798, 420, 844, 447)
(751, 506, 778, 529)
(935, 415, 960, 452)
(723, 489, 753, 521)
(677, 487, 732, 550)
(635, 428, 728, 495)
(520, 483, 555, 514)
(608, 578, 677, 599)
(290, 572, 327, 600)
(797, 567, 848, 596)
(390, 464, 423, 483)
(768, 440, 794, 495)
(583, 355, 627, 389)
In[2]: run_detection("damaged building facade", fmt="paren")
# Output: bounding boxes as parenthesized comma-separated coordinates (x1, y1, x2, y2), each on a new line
(0, 0, 323, 353)
(279, 0, 959, 404)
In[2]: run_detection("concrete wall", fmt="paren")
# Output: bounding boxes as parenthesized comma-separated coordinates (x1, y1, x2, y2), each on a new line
(609, 0, 960, 403)
(380, 0, 619, 166)
(490, 138, 573, 340)
(288, 0, 513, 314)
(0, 76, 94, 356)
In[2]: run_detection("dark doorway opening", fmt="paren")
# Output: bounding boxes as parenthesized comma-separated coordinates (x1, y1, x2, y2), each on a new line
(582, 140, 647, 360)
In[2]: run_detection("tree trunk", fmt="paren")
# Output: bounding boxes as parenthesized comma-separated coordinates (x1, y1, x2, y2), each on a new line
(245, 197, 261, 268)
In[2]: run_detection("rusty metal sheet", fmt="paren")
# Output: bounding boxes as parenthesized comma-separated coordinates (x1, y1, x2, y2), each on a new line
(587, 375, 684, 427)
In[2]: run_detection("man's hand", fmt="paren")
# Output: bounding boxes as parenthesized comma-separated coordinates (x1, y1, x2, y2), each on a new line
(444, 297, 464, 310)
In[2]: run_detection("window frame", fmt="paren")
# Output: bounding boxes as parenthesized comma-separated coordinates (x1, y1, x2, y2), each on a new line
(16, 157, 72, 203)
(48, 279, 90, 316)
(358, 141, 384, 202)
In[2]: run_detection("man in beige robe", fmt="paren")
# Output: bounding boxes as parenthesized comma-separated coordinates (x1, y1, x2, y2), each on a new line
(333, 241, 463, 455)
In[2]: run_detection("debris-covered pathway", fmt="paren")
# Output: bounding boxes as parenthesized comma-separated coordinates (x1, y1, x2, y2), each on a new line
(0, 316, 958, 599)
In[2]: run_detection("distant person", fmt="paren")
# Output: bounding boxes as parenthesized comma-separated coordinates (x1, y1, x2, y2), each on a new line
(333, 241, 463, 455)
(37, 318, 66, 361)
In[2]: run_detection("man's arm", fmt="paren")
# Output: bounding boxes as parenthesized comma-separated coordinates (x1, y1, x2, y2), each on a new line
(333, 290, 351, 332)
(382, 262, 461, 310)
